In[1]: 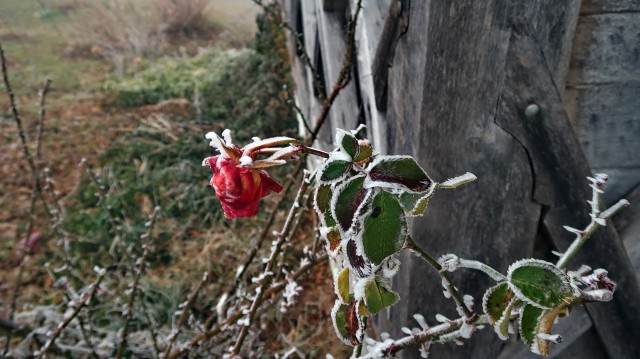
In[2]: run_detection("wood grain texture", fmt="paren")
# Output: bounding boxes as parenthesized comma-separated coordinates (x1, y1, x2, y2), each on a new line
(580, 0, 640, 14)
(286, 0, 640, 358)
(313, 0, 359, 147)
(568, 13, 640, 85)
(383, 2, 541, 358)
(371, 0, 407, 111)
(564, 12, 640, 205)
(496, 27, 640, 359)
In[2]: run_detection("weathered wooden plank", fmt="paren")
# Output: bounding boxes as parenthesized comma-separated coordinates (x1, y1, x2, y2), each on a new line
(313, 0, 359, 147)
(615, 184, 640, 279)
(349, 0, 389, 153)
(568, 13, 640, 85)
(371, 0, 407, 111)
(382, 2, 544, 358)
(495, 27, 640, 359)
(563, 83, 640, 204)
(580, 0, 640, 15)
(497, 306, 594, 359)
(323, 0, 347, 12)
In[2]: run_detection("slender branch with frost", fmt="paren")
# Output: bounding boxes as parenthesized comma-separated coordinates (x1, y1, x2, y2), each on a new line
(167, 254, 328, 359)
(35, 268, 107, 359)
(115, 207, 160, 359)
(556, 174, 630, 269)
(438, 254, 507, 282)
(213, 0, 363, 326)
(404, 236, 477, 321)
(230, 171, 312, 355)
(3, 76, 52, 355)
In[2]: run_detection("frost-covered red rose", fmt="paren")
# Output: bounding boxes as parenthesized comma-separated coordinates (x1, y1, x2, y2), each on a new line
(203, 130, 299, 219)
(204, 155, 282, 219)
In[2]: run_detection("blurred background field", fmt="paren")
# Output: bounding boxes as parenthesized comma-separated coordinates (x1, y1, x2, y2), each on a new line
(0, 0, 347, 356)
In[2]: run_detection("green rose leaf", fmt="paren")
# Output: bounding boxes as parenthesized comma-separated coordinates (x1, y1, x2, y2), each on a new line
(361, 191, 407, 265)
(365, 156, 435, 193)
(336, 129, 359, 159)
(495, 297, 516, 340)
(398, 192, 430, 216)
(482, 282, 515, 324)
(519, 304, 562, 356)
(332, 300, 363, 346)
(353, 141, 373, 162)
(519, 304, 543, 345)
(507, 259, 573, 309)
(319, 159, 351, 183)
(315, 184, 337, 227)
(332, 176, 371, 233)
(337, 267, 350, 303)
(364, 277, 400, 314)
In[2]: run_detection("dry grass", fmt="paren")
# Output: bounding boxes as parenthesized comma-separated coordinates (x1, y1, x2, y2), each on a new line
(68, 0, 220, 73)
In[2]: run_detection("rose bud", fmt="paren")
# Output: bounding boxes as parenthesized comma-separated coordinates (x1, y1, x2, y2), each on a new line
(204, 156, 282, 218)
(203, 130, 285, 219)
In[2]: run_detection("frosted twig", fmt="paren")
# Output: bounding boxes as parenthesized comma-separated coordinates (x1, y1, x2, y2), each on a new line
(361, 316, 490, 358)
(556, 175, 629, 269)
(230, 171, 312, 355)
(214, 0, 363, 321)
(438, 173, 477, 189)
(35, 269, 106, 359)
(438, 254, 507, 282)
(251, 0, 325, 101)
(405, 237, 477, 321)
(115, 207, 160, 359)
(166, 255, 328, 359)
(3, 76, 51, 355)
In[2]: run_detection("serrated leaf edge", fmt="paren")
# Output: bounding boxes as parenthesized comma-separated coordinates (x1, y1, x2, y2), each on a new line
(506, 259, 571, 309)
(363, 155, 436, 195)
(494, 297, 516, 340)
(330, 175, 371, 234)
(317, 151, 352, 184)
(335, 128, 359, 160)
(482, 282, 510, 324)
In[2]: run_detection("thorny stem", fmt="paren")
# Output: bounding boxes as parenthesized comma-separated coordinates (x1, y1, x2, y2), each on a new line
(362, 316, 490, 358)
(163, 271, 209, 358)
(115, 207, 160, 359)
(230, 171, 312, 356)
(251, 0, 325, 101)
(309, 0, 362, 142)
(404, 236, 476, 321)
(3, 77, 51, 355)
(167, 255, 328, 359)
(556, 176, 630, 269)
(0, 44, 51, 217)
(224, 0, 361, 300)
(36, 269, 107, 359)
(299, 144, 330, 158)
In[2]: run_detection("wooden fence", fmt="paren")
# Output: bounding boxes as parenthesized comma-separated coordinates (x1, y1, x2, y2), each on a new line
(283, 1, 640, 357)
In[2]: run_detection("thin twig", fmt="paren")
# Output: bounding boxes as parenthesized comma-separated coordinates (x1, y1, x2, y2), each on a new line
(3, 77, 51, 355)
(36, 269, 107, 359)
(166, 255, 328, 359)
(230, 171, 312, 355)
(361, 316, 490, 358)
(216, 0, 362, 318)
(115, 207, 160, 359)
(556, 175, 629, 269)
(252, 0, 326, 101)
(404, 236, 477, 321)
